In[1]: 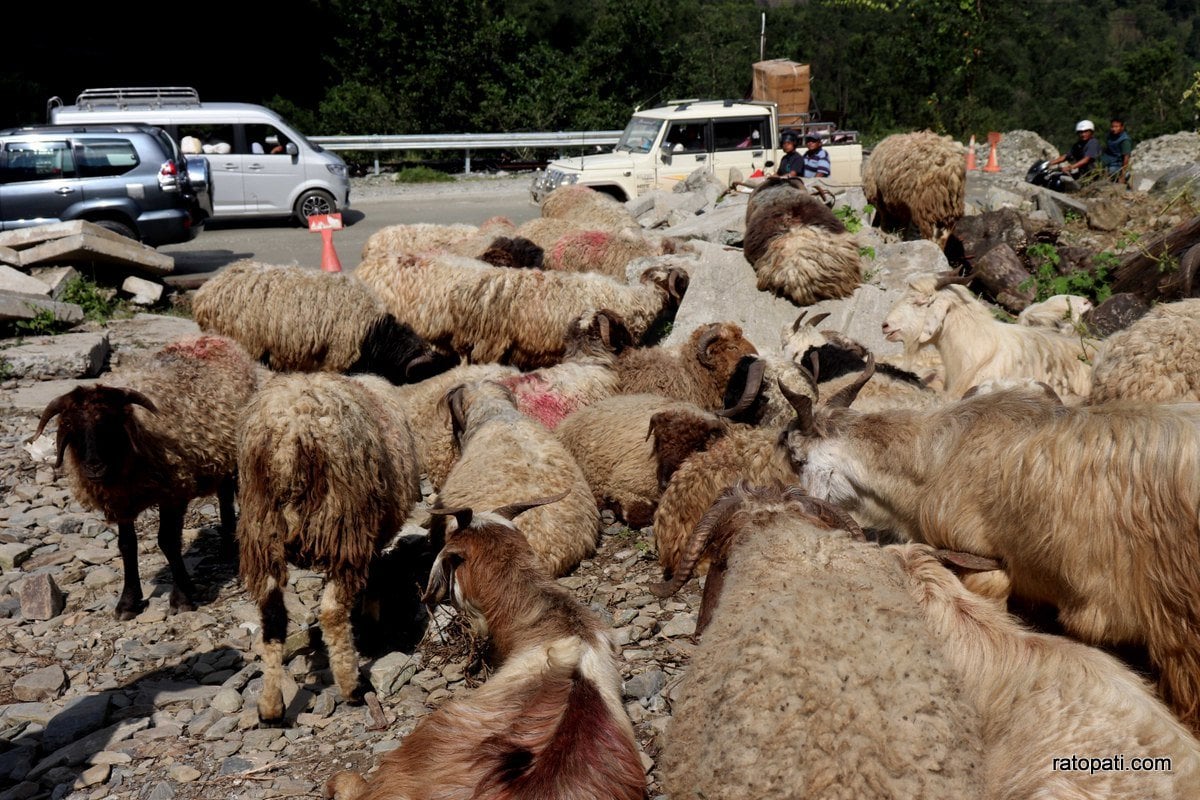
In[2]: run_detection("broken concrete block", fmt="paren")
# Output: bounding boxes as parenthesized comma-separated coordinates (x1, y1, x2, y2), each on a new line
(0, 265, 51, 297)
(28, 266, 79, 300)
(105, 313, 200, 368)
(121, 275, 164, 306)
(0, 291, 83, 325)
(6, 378, 99, 413)
(0, 332, 110, 380)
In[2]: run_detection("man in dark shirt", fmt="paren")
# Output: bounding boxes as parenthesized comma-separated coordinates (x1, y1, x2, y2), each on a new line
(801, 133, 832, 178)
(1101, 117, 1132, 186)
(1048, 120, 1101, 178)
(777, 131, 804, 177)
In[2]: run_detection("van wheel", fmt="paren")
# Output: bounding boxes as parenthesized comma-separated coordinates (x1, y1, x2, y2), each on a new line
(93, 219, 138, 240)
(294, 190, 335, 224)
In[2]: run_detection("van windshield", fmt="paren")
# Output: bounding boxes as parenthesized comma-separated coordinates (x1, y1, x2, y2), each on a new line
(615, 117, 665, 154)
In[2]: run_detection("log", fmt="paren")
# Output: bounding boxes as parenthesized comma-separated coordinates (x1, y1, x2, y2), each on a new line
(1111, 214, 1200, 302)
(973, 243, 1034, 312)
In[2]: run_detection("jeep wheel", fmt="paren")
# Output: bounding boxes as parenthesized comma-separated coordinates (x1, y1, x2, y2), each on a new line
(94, 219, 138, 241)
(294, 190, 335, 225)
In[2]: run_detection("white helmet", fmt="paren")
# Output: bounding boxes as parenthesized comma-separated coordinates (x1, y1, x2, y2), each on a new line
(1075, 119, 1095, 132)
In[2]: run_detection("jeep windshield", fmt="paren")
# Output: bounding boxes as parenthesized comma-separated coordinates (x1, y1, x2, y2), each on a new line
(614, 117, 665, 154)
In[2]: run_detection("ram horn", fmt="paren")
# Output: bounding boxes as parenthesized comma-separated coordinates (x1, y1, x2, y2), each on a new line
(934, 270, 975, 291)
(650, 482, 748, 599)
(695, 325, 723, 368)
(492, 489, 571, 521)
(717, 357, 766, 418)
(824, 353, 875, 408)
(779, 379, 817, 437)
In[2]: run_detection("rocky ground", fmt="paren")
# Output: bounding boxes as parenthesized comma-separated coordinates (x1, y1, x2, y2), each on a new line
(0, 349, 697, 800)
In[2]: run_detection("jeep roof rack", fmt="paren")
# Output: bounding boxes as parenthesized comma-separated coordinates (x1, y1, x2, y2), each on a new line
(73, 87, 201, 110)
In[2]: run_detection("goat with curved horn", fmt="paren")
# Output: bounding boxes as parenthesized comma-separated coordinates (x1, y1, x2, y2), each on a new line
(824, 353, 875, 408)
(718, 358, 767, 418)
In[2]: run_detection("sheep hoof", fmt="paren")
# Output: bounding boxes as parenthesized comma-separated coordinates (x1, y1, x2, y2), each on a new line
(169, 589, 197, 615)
(257, 697, 286, 726)
(114, 596, 147, 620)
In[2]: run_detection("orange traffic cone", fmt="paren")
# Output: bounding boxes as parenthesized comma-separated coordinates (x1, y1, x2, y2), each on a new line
(983, 131, 1001, 173)
(320, 229, 342, 272)
(966, 135, 978, 171)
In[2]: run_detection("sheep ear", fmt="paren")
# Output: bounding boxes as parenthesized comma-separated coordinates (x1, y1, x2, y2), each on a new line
(444, 385, 468, 446)
(421, 547, 465, 606)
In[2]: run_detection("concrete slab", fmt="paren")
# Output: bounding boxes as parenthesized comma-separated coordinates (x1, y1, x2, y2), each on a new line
(0, 291, 83, 325)
(658, 197, 747, 246)
(0, 266, 51, 297)
(29, 266, 80, 300)
(105, 313, 199, 368)
(1, 332, 109, 380)
(4, 378, 100, 413)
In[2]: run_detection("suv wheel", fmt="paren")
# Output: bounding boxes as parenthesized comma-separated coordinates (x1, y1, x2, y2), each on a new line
(294, 190, 335, 225)
(93, 219, 138, 240)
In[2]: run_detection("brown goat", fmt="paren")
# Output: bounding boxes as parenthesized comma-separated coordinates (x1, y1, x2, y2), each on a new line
(31, 335, 257, 618)
(616, 321, 758, 411)
(325, 499, 645, 800)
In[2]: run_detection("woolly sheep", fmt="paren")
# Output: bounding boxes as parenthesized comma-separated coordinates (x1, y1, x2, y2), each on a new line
(238, 372, 420, 724)
(742, 177, 862, 306)
(863, 130, 965, 246)
(360, 222, 480, 261)
(1016, 293, 1093, 331)
(325, 498, 643, 800)
(539, 184, 640, 231)
(785, 377, 1200, 734)
(514, 216, 586, 250)
(555, 393, 719, 528)
(193, 260, 452, 385)
(543, 227, 680, 278)
(436, 381, 600, 576)
(1089, 297, 1200, 404)
(31, 335, 258, 618)
(657, 484, 987, 799)
(615, 321, 758, 411)
(882, 272, 1094, 400)
(356, 252, 688, 369)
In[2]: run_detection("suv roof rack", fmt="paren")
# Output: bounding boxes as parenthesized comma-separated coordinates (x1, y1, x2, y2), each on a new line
(74, 87, 201, 110)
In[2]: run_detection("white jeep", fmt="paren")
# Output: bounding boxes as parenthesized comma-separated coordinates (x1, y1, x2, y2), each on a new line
(530, 99, 861, 204)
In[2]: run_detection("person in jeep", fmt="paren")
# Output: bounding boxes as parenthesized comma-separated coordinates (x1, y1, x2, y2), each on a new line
(777, 130, 804, 177)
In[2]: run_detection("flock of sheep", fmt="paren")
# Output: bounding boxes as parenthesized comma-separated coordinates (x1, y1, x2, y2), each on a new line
(25, 131, 1200, 798)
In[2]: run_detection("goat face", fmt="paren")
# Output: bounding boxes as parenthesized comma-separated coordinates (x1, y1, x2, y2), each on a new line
(352, 314, 457, 385)
(33, 385, 158, 480)
(881, 281, 952, 347)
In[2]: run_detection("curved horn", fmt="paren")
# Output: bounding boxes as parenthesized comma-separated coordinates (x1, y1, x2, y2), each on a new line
(824, 354, 875, 408)
(779, 379, 816, 437)
(29, 391, 74, 445)
(404, 352, 435, 381)
(695, 325, 723, 368)
(650, 483, 746, 598)
(492, 489, 570, 521)
(667, 268, 687, 302)
(934, 270, 975, 291)
(717, 357, 766, 418)
(597, 310, 611, 349)
(429, 505, 474, 534)
(790, 310, 832, 333)
(808, 350, 820, 384)
(782, 487, 865, 541)
(445, 385, 467, 446)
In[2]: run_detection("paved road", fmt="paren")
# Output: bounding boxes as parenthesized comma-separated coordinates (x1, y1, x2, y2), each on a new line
(159, 177, 540, 280)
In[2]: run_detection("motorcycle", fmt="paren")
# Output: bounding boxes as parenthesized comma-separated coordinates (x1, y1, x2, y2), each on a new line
(1025, 159, 1080, 194)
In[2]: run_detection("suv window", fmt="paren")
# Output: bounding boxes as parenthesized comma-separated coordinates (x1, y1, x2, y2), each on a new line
(76, 139, 140, 178)
(0, 140, 76, 183)
(713, 117, 769, 151)
(243, 123, 293, 155)
(665, 122, 708, 153)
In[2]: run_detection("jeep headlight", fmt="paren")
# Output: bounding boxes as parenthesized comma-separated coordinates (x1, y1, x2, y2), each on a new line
(327, 163, 348, 178)
(560, 173, 579, 185)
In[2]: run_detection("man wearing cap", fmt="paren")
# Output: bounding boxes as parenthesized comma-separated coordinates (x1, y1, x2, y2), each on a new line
(801, 133, 832, 179)
(777, 131, 804, 177)
(1048, 120, 1101, 178)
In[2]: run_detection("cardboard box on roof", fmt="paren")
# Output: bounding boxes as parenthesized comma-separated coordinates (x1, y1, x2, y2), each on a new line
(751, 59, 811, 128)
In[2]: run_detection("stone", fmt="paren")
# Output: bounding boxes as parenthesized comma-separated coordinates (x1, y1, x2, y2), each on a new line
(659, 613, 697, 638)
(0, 291, 82, 325)
(28, 717, 149, 779)
(28, 266, 79, 300)
(0, 782, 39, 800)
(145, 781, 176, 800)
(973, 243, 1035, 312)
(42, 694, 111, 752)
(369, 652, 420, 697)
(12, 665, 66, 702)
(0, 748, 35, 783)
(120, 275, 164, 306)
(211, 687, 243, 714)
(7, 378, 100, 413)
(73, 763, 110, 789)
(167, 765, 200, 783)
(622, 668, 666, 700)
(1083, 292, 1151, 338)
(0, 265, 51, 297)
(1086, 199, 1129, 232)
(658, 196, 747, 245)
(0, 543, 35, 571)
(19, 573, 65, 620)
(0, 332, 110, 380)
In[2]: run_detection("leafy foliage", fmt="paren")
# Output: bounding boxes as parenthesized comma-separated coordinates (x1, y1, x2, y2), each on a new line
(1020, 243, 1114, 305)
(59, 277, 121, 323)
(393, 166, 456, 183)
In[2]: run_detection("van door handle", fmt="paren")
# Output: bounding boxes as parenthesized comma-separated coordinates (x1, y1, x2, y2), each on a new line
(55, 186, 76, 195)
(247, 163, 264, 171)
(695, 154, 707, 161)
(752, 150, 764, 156)
(221, 162, 238, 170)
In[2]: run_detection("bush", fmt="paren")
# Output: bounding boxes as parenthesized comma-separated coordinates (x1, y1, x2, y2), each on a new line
(392, 166, 455, 184)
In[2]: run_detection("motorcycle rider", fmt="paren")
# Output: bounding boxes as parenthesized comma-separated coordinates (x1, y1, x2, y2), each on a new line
(1047, 120, 1101, 178)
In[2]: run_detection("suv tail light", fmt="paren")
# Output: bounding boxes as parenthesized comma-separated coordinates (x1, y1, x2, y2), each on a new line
(158, 160, 180, 192)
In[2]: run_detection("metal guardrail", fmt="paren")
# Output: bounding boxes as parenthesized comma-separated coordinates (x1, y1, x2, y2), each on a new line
(309, 131, 622, 174)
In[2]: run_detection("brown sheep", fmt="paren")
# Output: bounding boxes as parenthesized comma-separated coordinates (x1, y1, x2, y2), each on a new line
(863, 130, 966, 247)
(615, 321, 758, 411)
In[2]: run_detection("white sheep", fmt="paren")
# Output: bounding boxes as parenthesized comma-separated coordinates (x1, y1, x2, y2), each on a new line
(1016, 293, 1093, 332)
(882, 272, 1094, 400)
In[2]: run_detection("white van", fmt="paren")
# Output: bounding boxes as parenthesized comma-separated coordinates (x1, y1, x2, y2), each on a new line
(48, 87, 350, 223)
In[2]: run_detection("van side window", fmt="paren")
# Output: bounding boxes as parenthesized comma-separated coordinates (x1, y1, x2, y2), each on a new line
(714, 118, 768, 151)
(243, 124, 292, 155)
(180, 124, 236, 156)
(76, 139, 141, 178)
(0, 141, 76, 183)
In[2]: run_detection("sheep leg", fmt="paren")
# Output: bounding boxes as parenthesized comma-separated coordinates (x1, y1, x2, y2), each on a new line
(257, 581, 288, 725)
(115, 521, 147, 620)
(319, 581, 365, 705)
(216, 474, 238, 560)
(157, 503, 197, 614)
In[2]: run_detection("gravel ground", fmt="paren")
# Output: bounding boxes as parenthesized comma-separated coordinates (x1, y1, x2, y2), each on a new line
(348, 172, 536, 201)
(0, 355, 696, 799)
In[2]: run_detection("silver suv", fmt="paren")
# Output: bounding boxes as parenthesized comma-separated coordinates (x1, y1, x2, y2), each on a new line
(0, 124, 212, 246)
